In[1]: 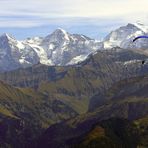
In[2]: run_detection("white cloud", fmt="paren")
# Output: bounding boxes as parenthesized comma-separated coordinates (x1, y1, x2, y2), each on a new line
(0, 0, 147, 17)
(0, 0, 147, 27)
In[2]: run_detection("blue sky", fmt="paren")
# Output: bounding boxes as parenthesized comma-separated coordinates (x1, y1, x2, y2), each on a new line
(0, 0, 148, 40)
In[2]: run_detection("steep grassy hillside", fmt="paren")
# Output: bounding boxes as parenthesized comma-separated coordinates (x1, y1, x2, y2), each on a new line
(0, 48, 148, 115)
(37, 118, 142, 148)
(37, 75, 148, 148)
(135, 116, 148, 148)
(0, 48, 147, 147)
(0, 81, 78, 147)
(73, 74, 148, 125)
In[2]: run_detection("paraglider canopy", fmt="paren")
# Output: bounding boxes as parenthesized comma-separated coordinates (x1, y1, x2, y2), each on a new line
(142, 60, 145, 65)
(133, 35, 148, 42)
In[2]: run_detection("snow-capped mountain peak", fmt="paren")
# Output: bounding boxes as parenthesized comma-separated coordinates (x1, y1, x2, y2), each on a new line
(0, 23, 148, 72)
(54, 28, 70, 41)
(19, 29, 102, 67)
(0, 33, 16, 42)
(1, 33, 12, 38)
(44, 28, 70, 42)
(103, 23, 148, 49)
(54, 28, 69, 36)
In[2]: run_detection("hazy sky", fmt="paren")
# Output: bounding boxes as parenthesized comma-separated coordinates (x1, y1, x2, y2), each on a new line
(0, 0, 147, 39)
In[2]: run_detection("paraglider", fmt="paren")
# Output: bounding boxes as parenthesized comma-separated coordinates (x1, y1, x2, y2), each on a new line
(132, 35, 148, 65)
(133, 35, 148, 65)
(133, 35, 148, 42)
(142, 60, 145, 65)
(132, 35, 148, 69)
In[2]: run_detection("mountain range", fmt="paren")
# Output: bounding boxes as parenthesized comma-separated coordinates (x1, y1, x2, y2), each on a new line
(0, 23, 148, 72)
(0, 22, 148, 148)
(0, 29, 101, 72)
(0, 46, 148, 147)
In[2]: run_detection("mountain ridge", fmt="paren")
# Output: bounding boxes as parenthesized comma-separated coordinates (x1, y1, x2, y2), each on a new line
(0, 29, 101, 72)
(0, 22, 148, 72)
(0, 46, 147, 147)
